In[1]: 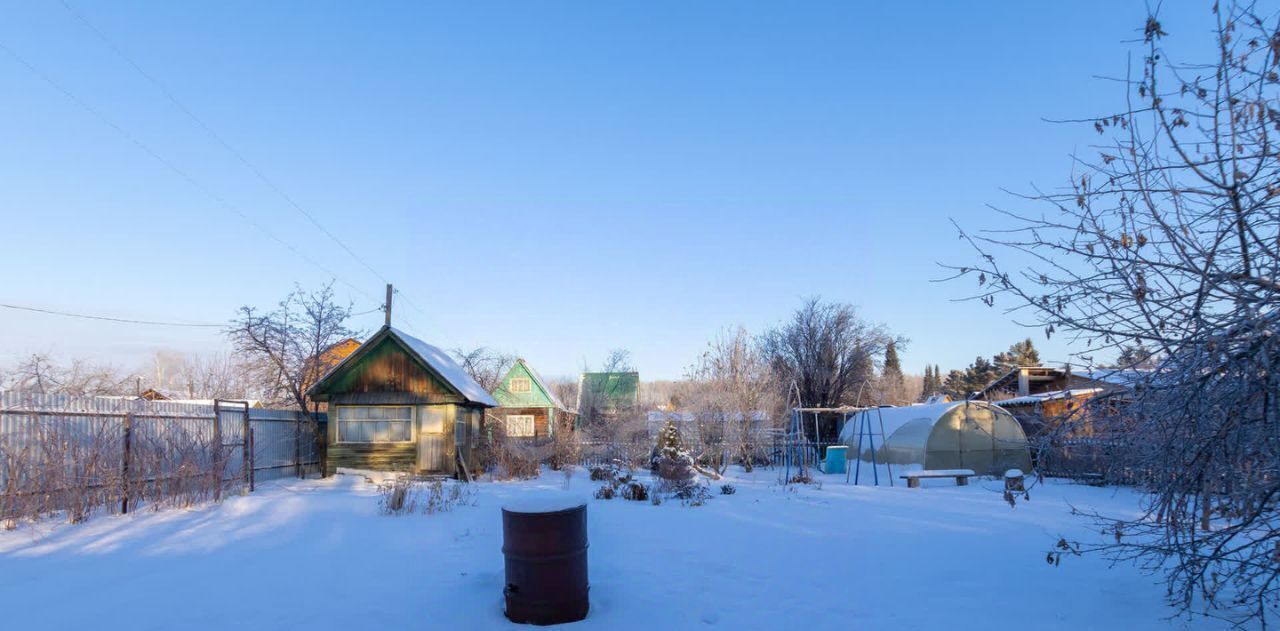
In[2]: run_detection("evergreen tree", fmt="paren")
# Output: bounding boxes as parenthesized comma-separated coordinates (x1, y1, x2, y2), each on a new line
(993, 338, 1041, 372)
(654, 420, 694, 482)
(942, 369, 969, 399)
(921, 364, 943, 400)
(880, 341, 906, 404)
(1111, 343, 1160, 370)
(943, 340, 1044, 400)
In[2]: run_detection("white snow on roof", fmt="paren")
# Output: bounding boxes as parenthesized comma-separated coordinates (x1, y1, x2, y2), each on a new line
(837, 401, 1002, 443)
(502, 496, 589, 514)
(389, 327, 499, 407)
(1080, 369, 1147, 386)
(992, 388, 1103, 407)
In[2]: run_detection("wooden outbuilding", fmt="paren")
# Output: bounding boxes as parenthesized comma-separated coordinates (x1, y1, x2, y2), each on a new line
(973, 366, 1133, 439)
(490, 359, 574, 440)
(305, 326, 497, 479)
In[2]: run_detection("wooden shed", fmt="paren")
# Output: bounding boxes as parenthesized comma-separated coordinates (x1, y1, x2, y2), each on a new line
(491, 359, 574, 440)
(973, 366, 1131, 439)
(305, 326, 497, 479)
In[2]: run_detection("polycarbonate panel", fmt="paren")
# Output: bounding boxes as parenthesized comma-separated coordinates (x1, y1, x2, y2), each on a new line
(843, 401, 1032, 476)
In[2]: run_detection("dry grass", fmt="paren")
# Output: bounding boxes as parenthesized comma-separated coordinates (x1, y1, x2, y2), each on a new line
(377, 475, 475, 516)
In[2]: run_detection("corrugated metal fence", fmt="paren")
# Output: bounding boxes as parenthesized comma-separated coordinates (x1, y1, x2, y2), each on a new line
(0, 391, 324, 524)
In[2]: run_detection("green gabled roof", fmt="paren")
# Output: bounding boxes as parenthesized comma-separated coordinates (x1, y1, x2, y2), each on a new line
(576, 371, 639, 410)
(492, 359, 569, 411)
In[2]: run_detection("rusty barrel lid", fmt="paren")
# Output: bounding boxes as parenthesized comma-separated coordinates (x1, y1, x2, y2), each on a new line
(501, 496, 588, 515)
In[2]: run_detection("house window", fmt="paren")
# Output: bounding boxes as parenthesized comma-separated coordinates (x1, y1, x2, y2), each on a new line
(506, 414, 535, 437)
(509, 377, 532, 394)
(336, 406, 413, 443)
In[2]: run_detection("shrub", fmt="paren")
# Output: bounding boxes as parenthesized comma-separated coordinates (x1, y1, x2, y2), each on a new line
(590, 463, 619, 482)
(670, 479, 713, 507)
(719, 484, 736, 495)
(620, 481, 648, 502)
(593, 469, 649, 502)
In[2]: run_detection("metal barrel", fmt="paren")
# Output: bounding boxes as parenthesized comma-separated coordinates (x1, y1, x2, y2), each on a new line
(502, 502, 589, 625)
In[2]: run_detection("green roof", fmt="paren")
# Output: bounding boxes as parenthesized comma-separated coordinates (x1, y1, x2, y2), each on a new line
(492, 359, 568, 410)
(576, 372, 639, 411)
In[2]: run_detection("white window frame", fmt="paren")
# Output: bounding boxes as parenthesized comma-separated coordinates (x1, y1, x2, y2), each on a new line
(506, 414, 536, 438)
(335, 405, 415, 444)
(509, 377, 533, 394)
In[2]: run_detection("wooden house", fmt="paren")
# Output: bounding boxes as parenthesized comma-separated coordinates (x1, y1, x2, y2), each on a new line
(973, 366, 1132, 439)
(305, 326, 497, 479)
(490, 359, 574, 440)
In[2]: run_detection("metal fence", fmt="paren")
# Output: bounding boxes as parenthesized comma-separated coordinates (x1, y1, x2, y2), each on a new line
(1036, 437, 1149, 485)
(0, 391, 324, 523)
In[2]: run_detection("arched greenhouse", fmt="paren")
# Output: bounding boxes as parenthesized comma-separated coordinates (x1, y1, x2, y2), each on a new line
(838, 401, 1031, 475)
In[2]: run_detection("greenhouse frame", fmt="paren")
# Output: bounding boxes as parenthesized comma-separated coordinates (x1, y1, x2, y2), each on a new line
(838, 401, 1032, 475)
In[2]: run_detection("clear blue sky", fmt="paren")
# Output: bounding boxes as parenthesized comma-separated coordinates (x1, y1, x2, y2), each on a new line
(0, 1, 1212, 380)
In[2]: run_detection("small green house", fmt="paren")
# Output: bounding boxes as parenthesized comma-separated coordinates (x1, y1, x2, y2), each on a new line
(306, 326, 497, 478)
(490, 359, 573, 439)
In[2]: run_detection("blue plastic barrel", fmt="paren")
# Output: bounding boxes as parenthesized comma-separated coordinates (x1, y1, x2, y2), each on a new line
(824, 446, 848, 474)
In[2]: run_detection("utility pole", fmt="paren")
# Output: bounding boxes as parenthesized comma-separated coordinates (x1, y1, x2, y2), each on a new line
(385, 283, 393, 327)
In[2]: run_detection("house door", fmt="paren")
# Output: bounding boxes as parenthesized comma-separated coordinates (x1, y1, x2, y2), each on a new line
(418, 406, 446, 471)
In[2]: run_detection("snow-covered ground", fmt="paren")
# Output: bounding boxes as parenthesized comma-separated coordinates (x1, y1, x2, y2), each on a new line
(0, 468, 1213, 630)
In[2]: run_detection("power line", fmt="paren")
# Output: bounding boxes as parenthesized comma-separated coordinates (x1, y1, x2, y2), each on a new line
(0, 302, 224, 328)
(58, 0, 390, 285)
(57, 0, 442, 333)
(0, 37, 381, 308)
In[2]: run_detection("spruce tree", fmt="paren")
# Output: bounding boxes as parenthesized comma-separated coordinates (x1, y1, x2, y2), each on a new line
(654, 420, 694, 482)
(993, 338, 1041, 372)
(881, 341, 906, 404)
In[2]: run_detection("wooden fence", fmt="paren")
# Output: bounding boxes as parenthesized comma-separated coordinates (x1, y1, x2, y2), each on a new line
(0, 391, 324, 524)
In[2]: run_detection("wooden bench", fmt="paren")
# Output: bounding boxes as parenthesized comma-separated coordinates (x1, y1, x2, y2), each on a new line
(900, 469, 977, 488)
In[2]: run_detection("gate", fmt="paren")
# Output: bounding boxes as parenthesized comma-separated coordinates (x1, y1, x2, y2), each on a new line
(213, 399, 252, 498)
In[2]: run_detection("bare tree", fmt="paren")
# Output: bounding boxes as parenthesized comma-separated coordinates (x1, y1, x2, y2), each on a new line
(760, 298, 898, 441)
(578, 350, 648, 466)
(450, 347, 515, 393)
(5, 353, 134, 396)
(685, 327, 779, 473)
(227, 282, 354, 414)
(949, 4, 1280, 625)
(577, 349, 635, 428)
(144, 350, 257, 400)
(546, 376, 579, 413)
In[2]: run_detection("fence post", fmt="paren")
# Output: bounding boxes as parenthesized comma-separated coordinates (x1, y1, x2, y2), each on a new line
(294, 414, 302, 479)
(248, 427, 255, 493)
(212, 400, 222, 502)
(121, 410, 133, 514)
(242, 403, 251, 491)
